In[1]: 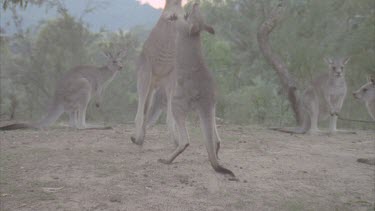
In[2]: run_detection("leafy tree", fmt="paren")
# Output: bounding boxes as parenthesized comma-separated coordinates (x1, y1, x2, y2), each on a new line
(200, 0, 375, 128)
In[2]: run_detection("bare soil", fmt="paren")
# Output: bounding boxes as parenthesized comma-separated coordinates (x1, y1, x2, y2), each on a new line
(0, 123, 374, 211)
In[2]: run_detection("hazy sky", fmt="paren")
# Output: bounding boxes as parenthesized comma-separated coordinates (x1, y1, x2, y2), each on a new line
(138, 0, 187, 9)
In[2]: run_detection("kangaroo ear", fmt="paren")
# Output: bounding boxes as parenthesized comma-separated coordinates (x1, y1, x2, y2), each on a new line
(324, 57, 333, 65)
(204, 24, 215, 35)
(343, 56, 351, 65)
(189, 24, 200, 36)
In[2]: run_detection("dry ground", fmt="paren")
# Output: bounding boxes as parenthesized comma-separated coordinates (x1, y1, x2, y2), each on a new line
(0, 123, 374, 211)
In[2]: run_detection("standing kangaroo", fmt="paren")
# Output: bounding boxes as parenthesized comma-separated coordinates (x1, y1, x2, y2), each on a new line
(275, 57, 350, 134)
(353, 77, 375, 166)
(0, 51, 125, 130)
(131, 0, 183, 145)
(157, 3, 235, 178)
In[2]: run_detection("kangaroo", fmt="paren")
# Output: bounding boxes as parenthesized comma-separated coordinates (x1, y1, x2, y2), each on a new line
(0, 51, 125, 130)
(157, 3, 235, 178)
(353, 77, 375, 166)
(145, 87, 167, 128)
(131, 0, 183, 146)
(276, 57, 350, 134)
(353, 76, 375, 120)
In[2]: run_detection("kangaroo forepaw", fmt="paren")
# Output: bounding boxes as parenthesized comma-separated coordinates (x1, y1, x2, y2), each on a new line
(168, 13, 178, 21)
(158, 158, 172, 164)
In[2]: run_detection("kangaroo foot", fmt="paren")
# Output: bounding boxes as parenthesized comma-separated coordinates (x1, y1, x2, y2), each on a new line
(131, 136, 143, 146)
(158, 158, 172, 164)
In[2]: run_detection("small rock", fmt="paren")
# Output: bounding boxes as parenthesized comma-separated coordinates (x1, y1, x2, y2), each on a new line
(109, 195, 121, 203)
(228, 177, 239, 182)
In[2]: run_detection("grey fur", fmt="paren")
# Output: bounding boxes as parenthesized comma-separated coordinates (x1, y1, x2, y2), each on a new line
(157, 3, 235, 177)
(131, 0, 183, 145)
(0, 51, 125, 130)
(275, 57, 350, 135)
(353, 77, 375, 166)
(353, 76, 375, 120)
(300, 56, 350, 134)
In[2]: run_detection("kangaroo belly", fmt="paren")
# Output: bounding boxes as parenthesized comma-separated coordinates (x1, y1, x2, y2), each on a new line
(59, 77, 92, 111)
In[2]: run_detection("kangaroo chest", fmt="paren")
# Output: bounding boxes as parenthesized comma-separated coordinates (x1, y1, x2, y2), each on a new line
(143, 20, 177, 77)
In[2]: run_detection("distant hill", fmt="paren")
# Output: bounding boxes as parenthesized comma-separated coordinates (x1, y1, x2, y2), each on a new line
(0, 0, 162, 34)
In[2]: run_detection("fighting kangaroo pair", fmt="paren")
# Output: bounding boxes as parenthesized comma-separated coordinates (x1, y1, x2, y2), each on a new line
(131, 1, 235, 177)
(0, 51, 126, 130)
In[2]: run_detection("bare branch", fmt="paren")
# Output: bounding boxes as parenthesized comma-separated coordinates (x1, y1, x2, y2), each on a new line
(257, 0, 303, 125)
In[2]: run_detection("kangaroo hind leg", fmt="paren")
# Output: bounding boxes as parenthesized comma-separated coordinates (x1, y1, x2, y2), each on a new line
(213, 107, 221, 158)
(198, 105, 235, 178)
(69, 110, 78, 128)
(131, 61, 153, 145)
(158, 104, 189, 164)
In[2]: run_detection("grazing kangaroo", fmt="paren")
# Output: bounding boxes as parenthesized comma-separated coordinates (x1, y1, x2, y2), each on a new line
(158, 3, 235, 178)
(131, 0, 183, 145)
(353, 77, 375, 166)
(276, 57, 350, 134)
(0, 51, 125, 130)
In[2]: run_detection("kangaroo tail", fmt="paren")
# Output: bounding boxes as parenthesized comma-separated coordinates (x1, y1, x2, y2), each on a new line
(35, 103, 64, 128)
(0, 101, 64, 131)
(269, 127, 307, 134)
(0, 123, 37, 130)
(357, 158, 375, 166)
(270, 112, 309, 134)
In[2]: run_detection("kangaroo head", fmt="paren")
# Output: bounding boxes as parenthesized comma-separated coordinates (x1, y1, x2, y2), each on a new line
(104, 50, 126, 72)
(184, 2, 214, 36)
(165, 0, 182, 8)
(353, 76, 375, 102)
(324, 56, 350, 78)
(164, 0, 183, 15)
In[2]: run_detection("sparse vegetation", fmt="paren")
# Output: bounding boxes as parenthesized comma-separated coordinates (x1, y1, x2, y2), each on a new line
(1, 0, 374, 129)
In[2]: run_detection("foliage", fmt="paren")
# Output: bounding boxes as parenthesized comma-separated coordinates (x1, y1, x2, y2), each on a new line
(1, 0, 374, 129)
(200, 0, 375, 128)
(223, 76, 293, 125)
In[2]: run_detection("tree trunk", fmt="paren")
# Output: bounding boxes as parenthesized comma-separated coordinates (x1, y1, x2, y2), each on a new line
(257, 0, 303, 126)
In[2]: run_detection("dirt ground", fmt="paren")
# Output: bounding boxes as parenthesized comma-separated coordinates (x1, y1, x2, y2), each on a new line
(0, 123, 374, 211)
